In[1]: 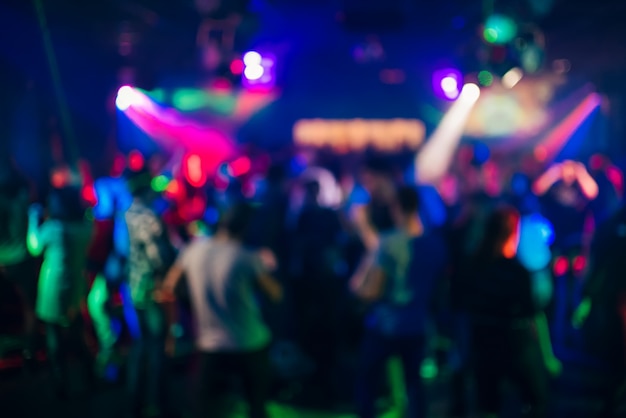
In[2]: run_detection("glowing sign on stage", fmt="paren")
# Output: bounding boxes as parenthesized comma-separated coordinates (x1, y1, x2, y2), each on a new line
(293, 119, 426, 153)
(464, 76, 559, 139)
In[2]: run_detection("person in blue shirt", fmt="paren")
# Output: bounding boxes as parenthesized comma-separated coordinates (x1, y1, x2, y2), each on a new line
(86, 175, 139, 377)
(351, 185, 448, 418)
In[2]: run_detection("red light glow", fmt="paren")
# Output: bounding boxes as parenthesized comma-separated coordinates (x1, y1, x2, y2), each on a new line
(180, 195, 207, 221)
(606, 166, 624, 197)
(81, 184, 98, 206)
(573, 255, 586, 274)
(230, 59, 244, 75)
(184, 154, 207, 188)
(51, 171, 67, 188)
(553, 256, 569, 277)
(212, 77, 232, 92)
(111, 154, 126, 177)
(228, 157, 251, 177)
(589, 154, 605, 171)
(128, 150, 145, 171)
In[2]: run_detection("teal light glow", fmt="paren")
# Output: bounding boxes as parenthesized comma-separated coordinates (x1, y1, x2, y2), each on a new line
(483, 14, 517, 45)
(171, 89, 237, 114)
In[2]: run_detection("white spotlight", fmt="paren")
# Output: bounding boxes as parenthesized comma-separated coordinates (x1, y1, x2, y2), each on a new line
(460, 83, 481, 103)
(244, 65, 264, 81)
(502, 67, 523, 89)
(116, 86, 135, 111)
(243, 51, 262, 67)
(441, 76, 458, 93)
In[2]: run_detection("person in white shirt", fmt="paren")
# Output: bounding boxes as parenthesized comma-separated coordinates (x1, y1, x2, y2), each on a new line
(162, 201, 282, 418)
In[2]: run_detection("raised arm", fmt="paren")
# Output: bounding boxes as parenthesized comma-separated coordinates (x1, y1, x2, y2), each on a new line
(350, 204, 379, 251)
(162, 261, 185, 297)
(353, 265, 387, 303)
(532, 164, 562, 196)
(574, 162, 599, 200)
(350, 240, 387, 302)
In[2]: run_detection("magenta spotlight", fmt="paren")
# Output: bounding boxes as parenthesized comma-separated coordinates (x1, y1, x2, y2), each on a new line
(116, 85, 135, 111)
(432, 69, 462, 100)
(242, 51, 276, 89)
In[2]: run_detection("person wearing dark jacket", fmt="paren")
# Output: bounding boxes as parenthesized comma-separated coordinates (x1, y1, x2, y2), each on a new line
(573, 204, 626, 417)
(467, 207, 561, 418)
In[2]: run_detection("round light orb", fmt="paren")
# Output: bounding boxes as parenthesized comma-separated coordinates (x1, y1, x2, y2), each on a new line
(441, 76, 458, 93)
(460, 83, 481, 102)
(115, 85, 135, 111)
(244, 65, 264, 81)
(243, 51, 262, 67)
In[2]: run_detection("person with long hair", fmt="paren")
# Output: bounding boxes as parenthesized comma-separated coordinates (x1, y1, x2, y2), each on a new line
(573, 203, 626, 417)
(27, 187, 93, 398)
(467, 207, 561, 418)
(0, 162, 37, 365)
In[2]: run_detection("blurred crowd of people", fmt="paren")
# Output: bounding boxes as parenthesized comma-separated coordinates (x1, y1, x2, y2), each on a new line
(0, 147, 625, 418)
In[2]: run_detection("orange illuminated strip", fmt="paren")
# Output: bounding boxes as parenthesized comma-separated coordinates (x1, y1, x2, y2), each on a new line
(293, 119, 426, 153)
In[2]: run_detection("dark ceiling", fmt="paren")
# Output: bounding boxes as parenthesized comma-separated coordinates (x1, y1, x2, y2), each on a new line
(2, 0, 624, 76)
(1, 0, 624, 166)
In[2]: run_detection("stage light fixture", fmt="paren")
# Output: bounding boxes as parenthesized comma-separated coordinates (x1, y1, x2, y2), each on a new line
(441, 77, 458, 95)
(242, 51, 276, 88)
(243, 51, 262, 67)
(116, 86, 135, 111)
(460, 83, 481, 103)
(432, 68, 462, 101)
(244, 65, 264, 81)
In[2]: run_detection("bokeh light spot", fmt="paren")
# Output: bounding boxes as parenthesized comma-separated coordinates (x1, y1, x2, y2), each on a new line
(151, 175, 170, 192)
(478, 70, 494, 86)
(116, 86, 135, 111)
(230, 59, 244, 75)
(243, 51, 262, 66)
(128, 150, 144, 171)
